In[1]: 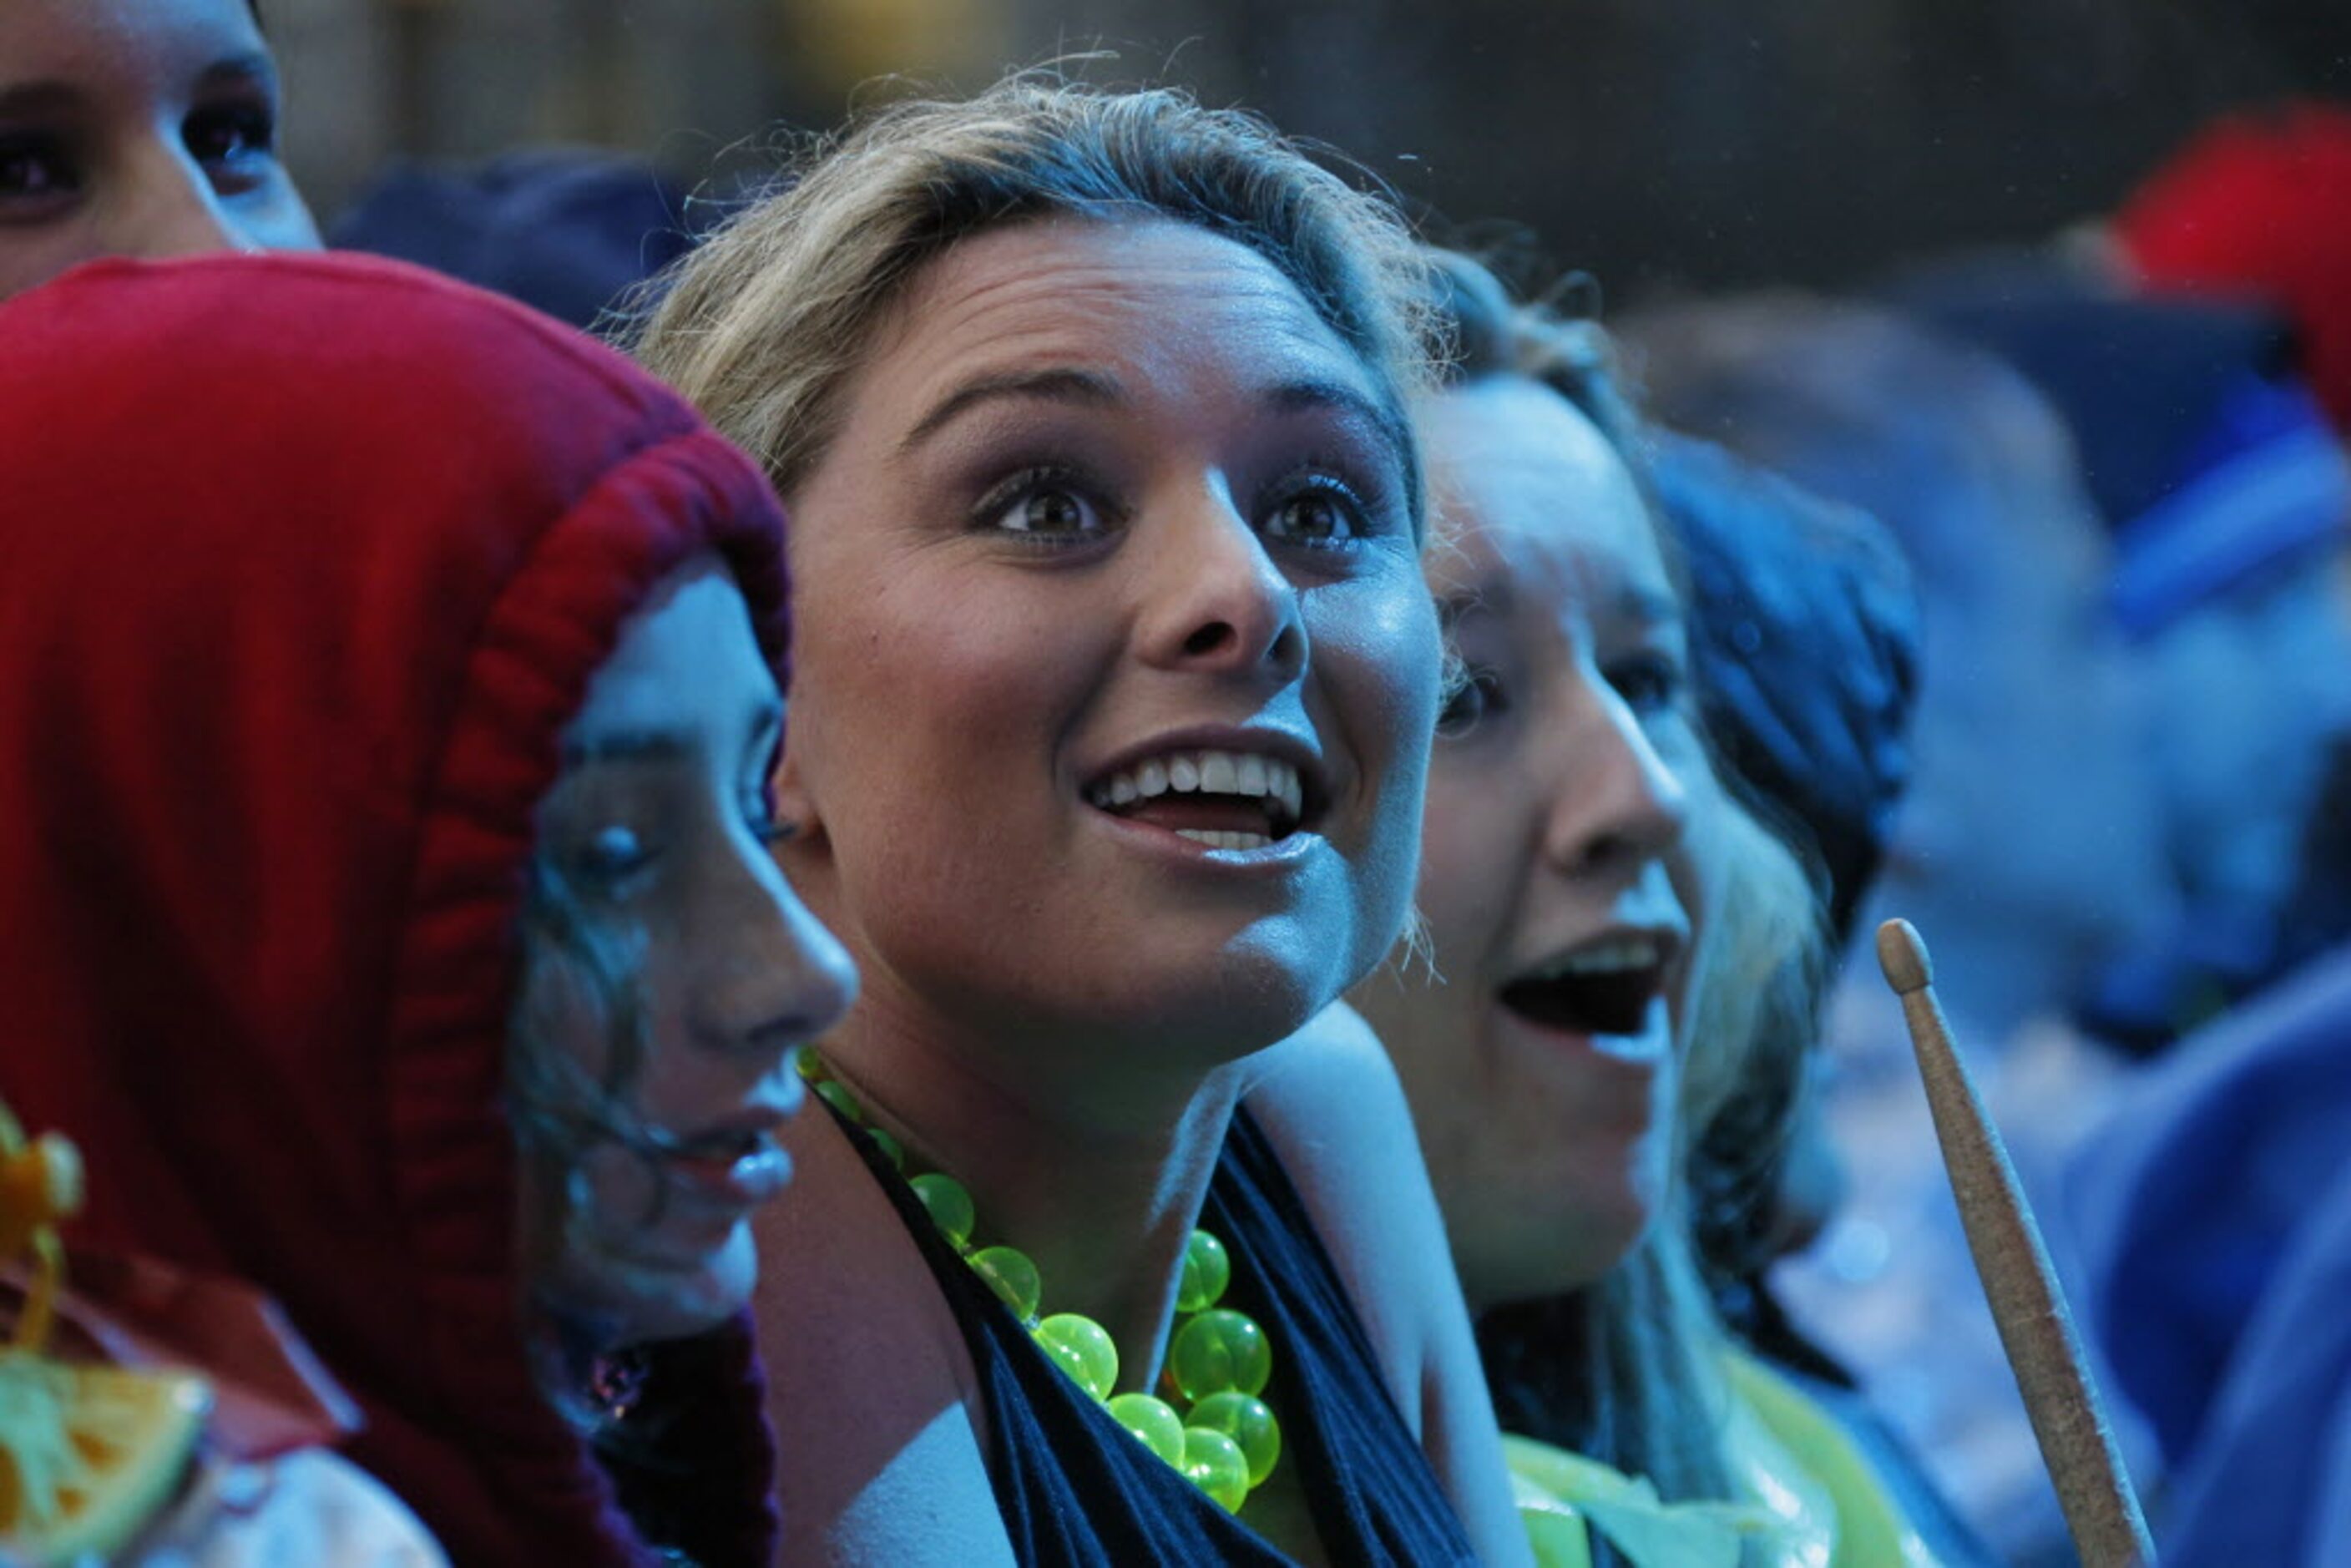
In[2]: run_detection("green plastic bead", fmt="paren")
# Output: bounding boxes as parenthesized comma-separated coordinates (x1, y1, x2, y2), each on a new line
(1188, 1391, 1281, 1486)
(1034, 1313, 1120, 1401)
(1181, 1426, 1251, 1512)
(1166, 1308, 1271, 1401)
(1176, 1229, 1231, 1313)
(969, 1245, 1041, 1322)
(813, 1078, 862, 1124)
(864, 1125, 905, 1171)
(794, 1049, 828, 1084)
(1105, 1392, 1186, 1467)
(908, 1171, 975, 1249)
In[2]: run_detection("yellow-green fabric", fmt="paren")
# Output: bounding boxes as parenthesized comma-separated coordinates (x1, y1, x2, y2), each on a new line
(1505, 1349, 1941, 1568)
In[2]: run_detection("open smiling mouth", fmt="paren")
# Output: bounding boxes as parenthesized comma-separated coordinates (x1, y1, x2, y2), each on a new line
(1084, 748, 1312, 851)
(1498, 935, 1676, 1038)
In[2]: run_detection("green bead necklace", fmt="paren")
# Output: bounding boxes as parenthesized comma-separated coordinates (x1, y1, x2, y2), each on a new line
(802, 1054, 1283, 1514)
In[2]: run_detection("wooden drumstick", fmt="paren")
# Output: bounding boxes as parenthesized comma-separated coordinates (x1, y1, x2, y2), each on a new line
(1876, 918, 2156, 1566)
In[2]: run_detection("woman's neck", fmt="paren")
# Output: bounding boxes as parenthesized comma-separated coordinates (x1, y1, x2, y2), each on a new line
(822, 984, 1256, 1391)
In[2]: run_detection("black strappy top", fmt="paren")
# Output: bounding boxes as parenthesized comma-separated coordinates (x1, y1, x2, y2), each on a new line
(846, 1105, 1479, 1566)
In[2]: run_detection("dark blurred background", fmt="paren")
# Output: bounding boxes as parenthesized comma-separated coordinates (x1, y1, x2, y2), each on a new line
(273, 0, 2351, 302)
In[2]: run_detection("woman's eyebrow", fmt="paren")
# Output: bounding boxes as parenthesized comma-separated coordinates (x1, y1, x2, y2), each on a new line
(1265, 377, 1411, 468)
(564, 698, 783, 767)
(0, 81, 86, 118)
(198, 53, 279, 92)
(899, 367, 1123, 454)
(1615, 584, 1686, 633)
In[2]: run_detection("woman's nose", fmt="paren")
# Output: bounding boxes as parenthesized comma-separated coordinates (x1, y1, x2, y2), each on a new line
(696, 851, 858, 1056)
(114, 139, 259, 261)
(1134, 485, 1308, 685)
(1540, 691, 1689, 880)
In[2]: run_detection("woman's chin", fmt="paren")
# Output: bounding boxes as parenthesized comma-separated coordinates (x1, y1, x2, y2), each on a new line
(558, 1218, 760, 1348)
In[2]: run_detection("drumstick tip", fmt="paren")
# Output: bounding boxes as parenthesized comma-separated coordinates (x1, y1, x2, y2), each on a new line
(1877, 917, 1933, 994)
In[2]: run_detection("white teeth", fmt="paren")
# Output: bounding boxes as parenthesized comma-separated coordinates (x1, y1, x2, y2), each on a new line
(1533, 938, 1663, 979)
(1086, 748, 1307, 826)
(1174, 829, 1273, 851)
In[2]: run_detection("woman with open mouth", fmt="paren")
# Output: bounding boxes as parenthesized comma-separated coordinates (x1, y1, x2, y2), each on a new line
(1350, 249, 1954, 1565)
(635, 76, 1529, 1566)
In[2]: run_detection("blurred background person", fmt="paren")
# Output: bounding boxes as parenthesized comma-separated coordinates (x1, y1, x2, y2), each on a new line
(1623, 296, 2178, 1558)
(1892, 276, 2351, 1051)
(0, 0, 320, 299)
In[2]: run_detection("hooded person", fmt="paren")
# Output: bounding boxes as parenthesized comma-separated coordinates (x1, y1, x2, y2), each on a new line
(0, 251, 855, 1563)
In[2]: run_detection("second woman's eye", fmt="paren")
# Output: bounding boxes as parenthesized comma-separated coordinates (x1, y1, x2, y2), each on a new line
(1608, 651, 1687, 716)
(1437, 666, 1509, 738)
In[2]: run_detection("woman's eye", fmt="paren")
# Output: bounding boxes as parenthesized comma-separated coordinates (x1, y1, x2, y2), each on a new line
(1610, 653, 1686, 716)
(1437, 667, 1507, 738)
(184, 104, 277, 175)
(572, 825, 653, 891)
(0, 137, 78, 213)
(1262, 482, 1365, 548)
(979, 470, 1113, 541)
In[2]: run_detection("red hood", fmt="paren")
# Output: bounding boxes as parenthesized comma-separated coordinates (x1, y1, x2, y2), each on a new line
(0, 253, 788, 1563)
(2116, 103, 2351, 439)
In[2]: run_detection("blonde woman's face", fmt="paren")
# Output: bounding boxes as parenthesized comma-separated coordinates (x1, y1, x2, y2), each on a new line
(775, 217, 1442, 1070)
(518, 559, 857, 1344)
(0, 0, 319, 301)
(1352, 377, 1696, 1313)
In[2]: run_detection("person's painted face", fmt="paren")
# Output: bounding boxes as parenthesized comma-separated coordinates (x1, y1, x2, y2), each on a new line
(777, 217, 1441, 1070)
(0, 0, 319, 301)
(518, 558, 858, 1344)
(1352, 376, 1694, 1313)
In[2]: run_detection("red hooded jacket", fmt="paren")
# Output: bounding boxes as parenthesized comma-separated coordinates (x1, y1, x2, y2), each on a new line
(0, 253, 791, 1564)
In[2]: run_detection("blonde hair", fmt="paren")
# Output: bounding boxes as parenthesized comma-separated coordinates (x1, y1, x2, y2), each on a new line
(630, 74, 1437, 518)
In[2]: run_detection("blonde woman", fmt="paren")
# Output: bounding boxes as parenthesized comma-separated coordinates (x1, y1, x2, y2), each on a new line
(636, 80, 1529, 1565)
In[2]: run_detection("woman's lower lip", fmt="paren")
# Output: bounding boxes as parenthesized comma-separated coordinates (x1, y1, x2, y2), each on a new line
(1090, 806, 1324, 871)
(1498, 1008, 1671, 1069)
(665, 1140, 792, 1206)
